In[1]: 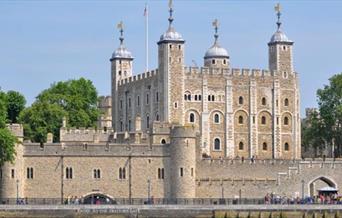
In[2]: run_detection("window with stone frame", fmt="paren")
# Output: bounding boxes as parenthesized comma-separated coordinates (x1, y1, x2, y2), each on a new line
(189, 113, 195, 123)
(284, 142, 290, 151)
(239, 142, 244, 150)
(284, 98, 289, 106)
(284, 116, 289, 125)
(239, 96, 244, 105)
(238, 116, 244, 124)
(214, 113, 220, 124)
(66, 167, 73, 179)
(119, 167, 126, 180)
(262, 97, 267, 106)
(93, 169, 101, 179)
(261, 116, 266, 125)
(262, 142, 267, 151)
(27, 167, 34, 179)
(214, 138, 221, 150)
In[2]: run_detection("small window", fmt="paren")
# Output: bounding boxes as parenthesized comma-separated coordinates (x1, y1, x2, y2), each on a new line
(93, 169, 101, 179)
(214, 138, 220, 150)
(83, 143, 88, 150)
(223, 59, 227, 65)
(174, 102, 178, 108)
(283, 46, 286, 50)
(262, 97, 266, 106)
(137, 96, 140, 106)
(284, 98, 289, 106)
(128, 120, 131, 131)
(194, 95, 198, 101)
(158, 168, 161, 179)
(161, 139, 166, 144)
(118, 70, 122, 76)
(128, 98, 131, 108)
(146, 94, 149, 105)
(120, 121, 123, 131)
(156, 114, 160, 121)
(238, 116, 243, 124)
(188, 94, 191, 101)
(262, 142, 267, 151)
(119, 167, 126, 180)
(253, 116, 255, 124)
(120, 100, 123, 109)
(212, 59, 216, 64)
(184, 94, 187, 101)
(180, 167, 183, 177)
(239, 142, 244, 150)
(146, 116, 150, 128)
(119, 60, 122, 64)
(191, 168, 194, 177)
(27, 167, 34, 179)
(66, 167, 73, 179)
(189, 113, 195, 123)
(199, 95, 202, 101)
(239, 96, 243, 105)
(212, 95, 215, 101)
(284, 142, 289, 151)
(161, 168, 164, 179)
(284, 116, 289, 125)
(11, 169, 14, 179)
(214, 114, 220, 124)
(158, 168, 165, 179)
(261, 116, 266, 125)
(156, 92, 159, 102)
(283, 71, 288, 78)
(169, 44, 172, 49)
(178, 45, 181, 50)
(208, 95, 211, 101)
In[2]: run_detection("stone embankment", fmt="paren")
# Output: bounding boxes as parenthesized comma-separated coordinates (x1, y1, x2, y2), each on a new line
(0, 205, 341, 218)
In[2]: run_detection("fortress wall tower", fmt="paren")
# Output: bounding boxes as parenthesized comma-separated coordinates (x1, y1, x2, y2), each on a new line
(170, 125, 197, 199)
(157, 3, 185, 124)
(110, 23, 133, 132)
(1, 124, 24, 200)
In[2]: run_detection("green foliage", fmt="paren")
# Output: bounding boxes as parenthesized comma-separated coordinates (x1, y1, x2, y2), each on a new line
(0, 128, 17, 165)
(304, 73, 342, 157)
(20, 78, 100, 142)
(0, 90, 7, 128)
(6, 90, 26, 123)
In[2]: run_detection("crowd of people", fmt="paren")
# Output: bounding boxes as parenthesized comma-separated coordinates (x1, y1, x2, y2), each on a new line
(264, 193, 342, 204)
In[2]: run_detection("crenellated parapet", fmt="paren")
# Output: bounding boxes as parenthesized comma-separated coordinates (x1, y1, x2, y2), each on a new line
(118, 69, 158, 86)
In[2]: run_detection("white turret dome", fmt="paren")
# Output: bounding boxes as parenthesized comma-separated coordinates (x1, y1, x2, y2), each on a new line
(270, 30, 292, 43)
(112, 45, 133, 59)
(160, 27, 184, 42)
(204, 43, 229, 59)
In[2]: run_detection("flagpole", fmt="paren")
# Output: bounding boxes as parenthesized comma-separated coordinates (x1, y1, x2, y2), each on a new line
(145, 3, 149, 72)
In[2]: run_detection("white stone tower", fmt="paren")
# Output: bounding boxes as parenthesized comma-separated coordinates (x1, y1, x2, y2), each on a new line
(157, 1, 185, 124)
(110, 22, 133, 132)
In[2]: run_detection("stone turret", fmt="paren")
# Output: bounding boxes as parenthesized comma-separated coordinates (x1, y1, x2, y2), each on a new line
(157, 1, 185, 124)
(170, 125, 197, 199)
(111, 22, 133, 132)
(0, 124, 24, 201)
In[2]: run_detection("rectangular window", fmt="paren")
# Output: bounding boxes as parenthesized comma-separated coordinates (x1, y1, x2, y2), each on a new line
(180, 167, 183, 177)
(146, 94, 149, 105)
(161, 168, 164, 179)
(191, 168, 194, 177)
(93, 169, 101, 179)
(11, 169, 15, 179)
(120, 100, 123, 109)
(156, 92, 159, 102)
(137, 96, 140, 106)
(128, 120, 131, 131)
(128, 98, 131, 108)
(66, 167, 73, 179)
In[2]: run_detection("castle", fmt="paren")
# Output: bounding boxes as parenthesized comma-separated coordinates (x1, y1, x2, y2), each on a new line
(1, 3, 341, 204)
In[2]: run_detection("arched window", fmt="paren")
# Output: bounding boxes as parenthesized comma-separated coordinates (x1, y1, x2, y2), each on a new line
(238, 116, 243, 124)
(214, 138, 220, 150)
(161, 139, 166, 144)
(223, 59, 227, 65)
(212, 59, 216, 64)
(262, 97, 266, 106)
(261, 116, 266, 125)
(119, 168, 122, 179)
(195, 95, 198, 101)
(156, 114, 160, 121)
(188, 94, 191, 101)
(284, 98, 289, 106)
(212, 95, 215, 101)
(184, 94, 187, 101)
(128, 120, 131, 131)
(239, 96, 243, 105)
(284, 116, 289, 125)
(262, 142, 267, 151)
(199, 95, 202, 101)
(189, 113, 195, 123)
(214, 114, 220, 124)
(208, 95, 211, 101)
(239, 142, 244, 150)
(284, 142, 289, 151)
(146, 115, 150, 128)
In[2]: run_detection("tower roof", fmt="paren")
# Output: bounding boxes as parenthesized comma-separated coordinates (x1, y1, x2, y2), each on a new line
(159, 0, 184, 43)
(112, 21, 133, 60)
(204, 19, 229, 59)
(269, 3, 293, 45)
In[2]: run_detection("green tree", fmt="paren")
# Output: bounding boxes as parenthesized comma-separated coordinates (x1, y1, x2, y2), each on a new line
(19, 78, 100, 142)
(313, 73, 342, 157)
(0, 89, 17, 165)
(6, 90, 26, 123)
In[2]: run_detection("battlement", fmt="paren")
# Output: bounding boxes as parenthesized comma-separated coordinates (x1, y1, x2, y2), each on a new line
(184, 66, 275, 78)
(118, 69, 158, 86)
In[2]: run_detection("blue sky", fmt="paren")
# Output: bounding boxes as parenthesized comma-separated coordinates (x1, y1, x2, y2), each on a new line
(0, 0, 341, 117)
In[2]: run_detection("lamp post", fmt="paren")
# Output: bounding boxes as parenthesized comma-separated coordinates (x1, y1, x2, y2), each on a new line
(301, 180, 305, 200)
(16, 179, 19, 204)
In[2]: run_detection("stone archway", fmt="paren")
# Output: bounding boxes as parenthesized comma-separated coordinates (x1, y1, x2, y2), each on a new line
(82, 192, 116, 204)
(308, 176, 337, 197)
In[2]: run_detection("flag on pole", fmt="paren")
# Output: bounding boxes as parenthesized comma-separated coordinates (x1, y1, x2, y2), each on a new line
(274, 3, 281, 13)
(144, 3, 148, 16)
